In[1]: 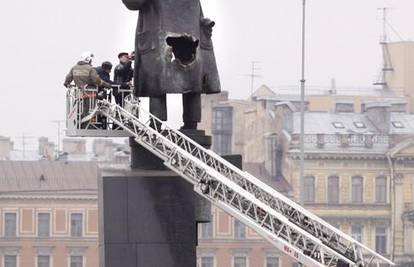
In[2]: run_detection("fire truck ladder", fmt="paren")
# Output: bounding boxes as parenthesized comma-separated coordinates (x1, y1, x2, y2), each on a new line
(92, 99, 394, 267)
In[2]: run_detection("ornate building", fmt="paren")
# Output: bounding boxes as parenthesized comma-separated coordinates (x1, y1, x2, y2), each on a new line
(0, 161, 99, 267)
(200, 87, 414, 267)
(274, 103, 414, 266)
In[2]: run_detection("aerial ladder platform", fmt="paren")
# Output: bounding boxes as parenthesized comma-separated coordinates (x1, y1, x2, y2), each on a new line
(66, 87, 394, 267)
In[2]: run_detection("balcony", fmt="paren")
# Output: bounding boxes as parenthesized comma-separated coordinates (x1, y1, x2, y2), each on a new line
(290, 134, 390, 151)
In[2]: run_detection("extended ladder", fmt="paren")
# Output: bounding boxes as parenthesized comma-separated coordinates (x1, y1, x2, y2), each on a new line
(92, 99, 394, 267)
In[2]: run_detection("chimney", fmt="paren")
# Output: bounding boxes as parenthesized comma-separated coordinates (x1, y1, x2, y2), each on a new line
(0, 136, 13, 160)
(62, 139, 86, 154)
(364, 102, 391, 134)
(274, 102, 296, 133)
(38, 137, 55, 160)
(329, 78, 337, 95)
(93, 139, 117, 161)
(93, 139, 114, 156)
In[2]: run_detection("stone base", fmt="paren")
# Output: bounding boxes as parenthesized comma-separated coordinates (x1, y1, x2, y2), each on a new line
(129, 130, 213, 223)
(99, 169, 196, 267)
(99, 129, 243, 267)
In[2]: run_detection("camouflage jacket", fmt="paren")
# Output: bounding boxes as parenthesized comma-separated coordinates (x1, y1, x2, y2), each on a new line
(64, 62, 111, 89)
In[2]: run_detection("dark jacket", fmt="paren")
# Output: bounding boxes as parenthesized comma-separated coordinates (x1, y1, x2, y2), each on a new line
(96, 67, 114, 85)
(114, 62, 133, 87)
(122, 0, 221, 97)
(64, 62, 112, 88)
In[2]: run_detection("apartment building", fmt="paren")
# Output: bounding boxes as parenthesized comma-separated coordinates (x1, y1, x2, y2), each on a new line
(200, 87, 414, 266)
(0, 161, 98, 267)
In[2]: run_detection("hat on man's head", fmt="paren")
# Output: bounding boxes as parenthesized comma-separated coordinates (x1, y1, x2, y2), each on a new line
(101, 61, 113, 70)
(118, 52, 129, 58)
(81, 51, 94, 64)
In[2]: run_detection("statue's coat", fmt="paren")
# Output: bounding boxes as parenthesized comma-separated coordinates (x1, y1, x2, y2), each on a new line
(122, 0, 221, 97)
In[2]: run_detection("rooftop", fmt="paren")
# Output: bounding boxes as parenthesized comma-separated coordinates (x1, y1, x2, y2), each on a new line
(292, 112, 414, 135)
(0, 161, 98, 194)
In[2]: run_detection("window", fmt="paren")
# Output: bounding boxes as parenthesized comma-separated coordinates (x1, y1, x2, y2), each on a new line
(303, 176, 315, 203)
(332, 122, 345, 129)
(234, 219, 246, 239)
(38, 255, 50, 267)
(4, 213, 17, 237)
(38, 213, 50, 237)
(267, 137, 283, 178)
(233, 256, 247, 267)
(71, 213, 83, 237)
(266, 256, 279, 267)
(327, 176, 339, 204)
(375, 176, 387, 203)
(375, 226, 387, 254)
(352, 176, 363, 203)
(213, 134, 232, 155)
(354, 122, 366, 129)
(70, 256, 83, 267)
(351, 224, 363, 243)
(391, 121, 404, 128)
(268, 137, 278, 177)
(212, 107, 233, 155)
(212, 107, 233, 132)
(201, 222, 213, 239)
(4, 255, 17, 267)
(200, 256, 214, 267)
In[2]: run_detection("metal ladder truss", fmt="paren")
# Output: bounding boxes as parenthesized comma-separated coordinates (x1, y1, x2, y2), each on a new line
(92, 99, 394, 267)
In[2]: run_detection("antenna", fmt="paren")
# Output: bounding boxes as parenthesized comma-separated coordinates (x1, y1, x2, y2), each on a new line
(52, 120, 65, 156)
(242, 61, 262, 96)
(380, 7, 388, 44)
(373, 7, 394, 89)
(14, 133, 35, 160)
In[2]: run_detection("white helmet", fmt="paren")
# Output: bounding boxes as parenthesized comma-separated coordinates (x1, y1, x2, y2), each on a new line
(80, 51, 94, 64)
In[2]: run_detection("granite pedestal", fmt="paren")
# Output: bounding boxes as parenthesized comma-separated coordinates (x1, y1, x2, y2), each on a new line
(99, 130, 213, 267)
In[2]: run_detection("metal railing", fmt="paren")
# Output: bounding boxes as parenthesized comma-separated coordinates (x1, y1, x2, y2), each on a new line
(66, 85, 133, 131)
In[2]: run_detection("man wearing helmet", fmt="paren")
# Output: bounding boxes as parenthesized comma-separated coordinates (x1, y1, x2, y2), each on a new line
(64, 52, 112, 129)
(64, 52, 112, 89)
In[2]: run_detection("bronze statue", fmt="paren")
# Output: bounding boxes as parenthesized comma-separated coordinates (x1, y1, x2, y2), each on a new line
(122, 0, 221, 129)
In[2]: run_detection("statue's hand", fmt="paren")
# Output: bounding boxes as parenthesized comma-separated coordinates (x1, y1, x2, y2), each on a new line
(201, 18, 215, 38)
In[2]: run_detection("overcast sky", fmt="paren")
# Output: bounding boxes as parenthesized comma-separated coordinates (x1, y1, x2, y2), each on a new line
(1, 0, 413, 150)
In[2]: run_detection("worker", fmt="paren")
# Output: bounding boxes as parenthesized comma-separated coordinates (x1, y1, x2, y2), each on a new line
(96, 61, 114, 85)
(113, 52, 134, 106)
(64, 52, 112, 129)
(64, 52, 112, 89)
(95, 61, 114, 129)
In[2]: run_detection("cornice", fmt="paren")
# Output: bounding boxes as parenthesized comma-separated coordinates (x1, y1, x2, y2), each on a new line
(0, 194, 97, 201)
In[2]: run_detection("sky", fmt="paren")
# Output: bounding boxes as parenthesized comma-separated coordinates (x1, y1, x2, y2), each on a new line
(1, 0, 414, 150)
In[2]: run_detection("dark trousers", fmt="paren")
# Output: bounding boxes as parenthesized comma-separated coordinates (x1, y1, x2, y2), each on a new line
(149, 93, 201, 123)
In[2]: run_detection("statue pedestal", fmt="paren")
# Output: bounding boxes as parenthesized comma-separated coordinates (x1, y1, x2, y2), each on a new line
(99, 130, 213, 267)
(99, 168, 197, 267)
(99, 129, 243, 266)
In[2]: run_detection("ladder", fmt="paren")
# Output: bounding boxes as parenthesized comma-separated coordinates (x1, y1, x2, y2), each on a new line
(92, 98, 394, 267)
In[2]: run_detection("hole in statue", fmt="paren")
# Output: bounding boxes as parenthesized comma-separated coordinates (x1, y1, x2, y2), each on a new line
(166, 36, 199, 65)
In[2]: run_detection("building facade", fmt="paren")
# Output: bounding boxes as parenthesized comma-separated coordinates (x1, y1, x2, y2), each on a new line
(0, 161, 99, 267)
(200, 87, 414, 266)
(198, 89, 293, 267)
